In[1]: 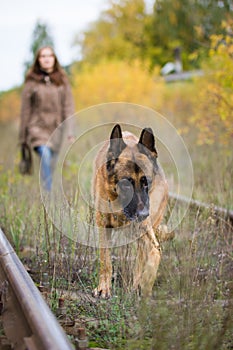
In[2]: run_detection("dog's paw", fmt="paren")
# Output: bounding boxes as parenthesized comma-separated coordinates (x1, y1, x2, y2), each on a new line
(92, 286, 111, 299)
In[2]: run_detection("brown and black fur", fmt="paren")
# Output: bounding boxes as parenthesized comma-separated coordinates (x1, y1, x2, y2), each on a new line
(92, 124, 169, 298)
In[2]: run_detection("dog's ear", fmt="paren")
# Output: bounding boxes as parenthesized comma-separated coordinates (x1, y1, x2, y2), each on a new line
(138, 128, 158, 158)
(109, 124, 127, 157)
(107, 124, 127, 172)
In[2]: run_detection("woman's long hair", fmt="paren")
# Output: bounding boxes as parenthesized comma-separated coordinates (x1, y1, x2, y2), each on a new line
(25, 46, 68, 86)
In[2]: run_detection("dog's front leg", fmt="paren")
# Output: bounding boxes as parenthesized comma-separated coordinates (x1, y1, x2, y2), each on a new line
(133, 228, 161, 297)
(139, 244, 161, 297)
(93, 227, 112, 298)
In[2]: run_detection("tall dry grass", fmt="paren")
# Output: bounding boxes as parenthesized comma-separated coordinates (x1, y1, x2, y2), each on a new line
(0, 87, 232, 349)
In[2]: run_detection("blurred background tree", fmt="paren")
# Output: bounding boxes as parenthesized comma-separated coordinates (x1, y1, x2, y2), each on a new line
(145, 0, 232, 69)
(1, 0, 232, 146)
(191, 19, 233, 145)
(0, 89, 21, 122)
(74, 0, 232, 70)
(0, 20, 55, 123)
(24, 20, 54, 75)
(74, 0, 148, 64)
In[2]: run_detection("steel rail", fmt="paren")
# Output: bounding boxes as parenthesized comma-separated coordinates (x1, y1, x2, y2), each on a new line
(169, 192, 233, 223)
(0, 228, 74, 350)
(0, 195, 231, 349)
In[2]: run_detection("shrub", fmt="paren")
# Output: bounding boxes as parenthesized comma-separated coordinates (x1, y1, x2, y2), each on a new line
(191, 20, 233, 145)
(71, 59, 165, 111)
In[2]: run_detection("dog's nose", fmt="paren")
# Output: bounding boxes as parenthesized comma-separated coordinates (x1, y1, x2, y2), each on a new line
(137, 206, 149, 221)
(136, 195, 149, 221)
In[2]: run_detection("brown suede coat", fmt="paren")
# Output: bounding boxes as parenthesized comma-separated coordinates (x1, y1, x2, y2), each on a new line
(19, 75, 75, 151)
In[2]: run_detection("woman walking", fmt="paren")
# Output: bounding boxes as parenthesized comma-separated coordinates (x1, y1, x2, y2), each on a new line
(19, 46, 75, 191)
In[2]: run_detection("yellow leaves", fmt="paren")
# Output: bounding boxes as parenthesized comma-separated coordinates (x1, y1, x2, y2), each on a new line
(71, 60, 165, 111)
(210, 34, 223, 49)
(169, 12, 177, 26)
(194, 25, 204, 39)
(77, 0, 146, 64)
(177, 126, 189, 136)
(0, 89, 21, 122)
(188, 51, 199, 62)
(173, 0, 181, 10)
(191, 22, 233, 145)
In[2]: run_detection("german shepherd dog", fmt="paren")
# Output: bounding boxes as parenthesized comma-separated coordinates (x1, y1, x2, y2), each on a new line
(92, 124, 169, 298)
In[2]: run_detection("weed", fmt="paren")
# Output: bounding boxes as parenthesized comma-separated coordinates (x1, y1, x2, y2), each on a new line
(0, 114, 232, 349)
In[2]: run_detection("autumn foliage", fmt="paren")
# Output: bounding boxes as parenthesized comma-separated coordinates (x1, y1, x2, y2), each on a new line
(72, 59, 165, 110)
(191, 20, 233, 145)
(0, 89, 21, 123)
(0, 1, 232, 148)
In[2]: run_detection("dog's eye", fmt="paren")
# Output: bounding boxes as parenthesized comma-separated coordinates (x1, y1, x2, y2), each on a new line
(141, 176, 151, 189)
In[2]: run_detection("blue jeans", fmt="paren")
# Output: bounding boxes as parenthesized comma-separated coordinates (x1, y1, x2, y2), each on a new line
(34, 145, 56, 191)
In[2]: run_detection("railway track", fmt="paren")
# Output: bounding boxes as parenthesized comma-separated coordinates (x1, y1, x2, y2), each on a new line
(169, 192, 233, 224)
(0, 227, 74, 350)
(0, 194, 232, 349)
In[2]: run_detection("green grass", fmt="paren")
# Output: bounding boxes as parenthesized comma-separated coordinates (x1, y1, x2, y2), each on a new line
(0, 121, 232, 349)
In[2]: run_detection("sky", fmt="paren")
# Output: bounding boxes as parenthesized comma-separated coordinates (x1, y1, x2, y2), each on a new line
(0, 0, 154, 92)
(0, 0, 108, 91)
